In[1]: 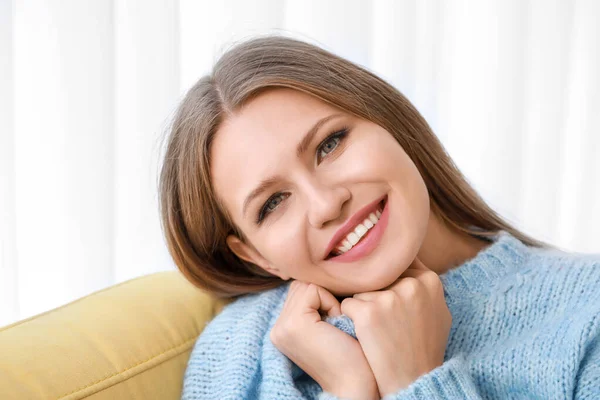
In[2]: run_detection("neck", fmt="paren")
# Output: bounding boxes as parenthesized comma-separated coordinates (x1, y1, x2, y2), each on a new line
(417, 211, 492, 275)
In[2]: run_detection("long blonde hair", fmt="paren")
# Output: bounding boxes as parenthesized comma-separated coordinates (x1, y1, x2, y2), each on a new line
(159, 36, 546, 299)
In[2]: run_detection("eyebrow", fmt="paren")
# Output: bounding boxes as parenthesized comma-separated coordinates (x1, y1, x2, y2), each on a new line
(242, 113, 343, 218)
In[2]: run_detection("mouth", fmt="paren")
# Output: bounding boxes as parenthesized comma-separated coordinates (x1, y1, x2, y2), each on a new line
(324, 195, 389, 262)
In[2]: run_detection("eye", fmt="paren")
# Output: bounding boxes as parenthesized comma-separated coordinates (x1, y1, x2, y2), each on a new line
(255, 128, 349, 225)
(256, 192, 288, 224)
(317, 128, 348, 163)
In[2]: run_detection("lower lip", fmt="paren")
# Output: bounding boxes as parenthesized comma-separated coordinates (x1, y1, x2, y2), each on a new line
(327, 196, 390, 263)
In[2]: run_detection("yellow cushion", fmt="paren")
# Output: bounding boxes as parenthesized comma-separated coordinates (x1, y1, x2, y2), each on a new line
(0, 271, 230, 399)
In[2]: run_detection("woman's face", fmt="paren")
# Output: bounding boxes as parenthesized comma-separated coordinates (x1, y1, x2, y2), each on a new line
(211, 88, 430, 296)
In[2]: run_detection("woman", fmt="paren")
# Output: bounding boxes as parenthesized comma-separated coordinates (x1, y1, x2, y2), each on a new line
(159, 36, 600, 399)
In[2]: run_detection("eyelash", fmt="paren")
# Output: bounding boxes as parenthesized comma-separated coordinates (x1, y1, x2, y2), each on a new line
(255, 127, 349, 225)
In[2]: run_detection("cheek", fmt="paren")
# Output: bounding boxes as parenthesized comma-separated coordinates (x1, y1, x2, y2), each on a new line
(353, 147, 402, 187)
(262, 224, 309, 272)
(372, 134, 430, 227)
(337, 137, 392, 178)
(392, 153, 430, 240)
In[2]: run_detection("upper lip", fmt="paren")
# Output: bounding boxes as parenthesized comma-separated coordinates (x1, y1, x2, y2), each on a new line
(323, 194, 387, 259)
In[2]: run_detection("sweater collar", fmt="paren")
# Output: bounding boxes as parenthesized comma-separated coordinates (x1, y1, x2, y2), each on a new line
(439, 230, 531, 304)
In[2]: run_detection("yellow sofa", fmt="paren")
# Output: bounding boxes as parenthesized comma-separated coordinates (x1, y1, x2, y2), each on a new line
(0, 271, 230, 399)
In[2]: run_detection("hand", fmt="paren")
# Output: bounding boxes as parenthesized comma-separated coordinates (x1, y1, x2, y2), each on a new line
(270, 281, 380, 400)
(340, 258, 452, 397)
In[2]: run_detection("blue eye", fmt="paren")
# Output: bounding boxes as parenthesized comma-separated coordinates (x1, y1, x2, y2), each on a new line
(256, 193, 288, 224)
(317, 128, 348, 163)
(318, 137, 340, 159)
(265, 194, 284, 212)
(255, 127, 349, 225)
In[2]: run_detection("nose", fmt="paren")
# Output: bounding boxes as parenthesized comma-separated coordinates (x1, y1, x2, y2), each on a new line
(305, 178, 351, 229)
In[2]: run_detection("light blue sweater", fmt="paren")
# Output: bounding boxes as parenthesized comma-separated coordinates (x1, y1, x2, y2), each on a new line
(181, 231, 600, 399)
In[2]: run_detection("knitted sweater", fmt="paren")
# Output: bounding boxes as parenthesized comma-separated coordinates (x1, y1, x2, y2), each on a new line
(181, 231, 600, 399)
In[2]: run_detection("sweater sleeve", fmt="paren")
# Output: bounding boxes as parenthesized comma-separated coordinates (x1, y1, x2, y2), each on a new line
(574, 333, 600, 399)
(318, 355, 482, 400)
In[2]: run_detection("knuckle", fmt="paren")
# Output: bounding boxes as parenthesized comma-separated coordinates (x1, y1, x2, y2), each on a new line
(340, 297, 353, 315)
(378, 291, 397, 309)
(269, 325, 282, 345)
(280, 320, 296, 337)
(424, 271, 442, 288)
(271, 318, 296, 345)
(359, 304, 380, 326)
(399, 277, 421, 299)
(291, 280, 304, 290)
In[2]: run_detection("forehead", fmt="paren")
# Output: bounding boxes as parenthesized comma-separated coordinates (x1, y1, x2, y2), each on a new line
(210, 89, 338, 220)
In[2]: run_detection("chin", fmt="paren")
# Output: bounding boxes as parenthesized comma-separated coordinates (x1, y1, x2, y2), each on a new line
(329, 224, 424, 296)
(332, 266, 407, 297)
(370, 268, 406, 291)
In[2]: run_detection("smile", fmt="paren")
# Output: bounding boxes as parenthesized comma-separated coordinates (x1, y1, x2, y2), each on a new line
(332, 203, 384, 256)
(324, 195, 389, 263)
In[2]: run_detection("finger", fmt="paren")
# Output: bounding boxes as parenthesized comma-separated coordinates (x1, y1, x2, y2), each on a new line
(381, 259, 430, 290)
(280, 281, 303, 317)
(387, 276, 424, 299)
(340, 296, 368, 321)
(407, 267, 441, 287)
(285, 280, 306, 304)
(288, 280, 303, 296)
(399, 269, 444, 300)
(352, 291, 379, 301)
(315, 285, 342, 317)
(380, 276, 402, 291)
(299, 283, 342, 318)
(286, 280, 314, 311)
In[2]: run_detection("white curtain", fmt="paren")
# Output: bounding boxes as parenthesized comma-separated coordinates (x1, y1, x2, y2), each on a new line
(1, 0, 599, 326)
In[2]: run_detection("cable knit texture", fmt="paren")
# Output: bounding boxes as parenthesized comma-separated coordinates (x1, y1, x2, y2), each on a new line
(181, 231, 600, 399)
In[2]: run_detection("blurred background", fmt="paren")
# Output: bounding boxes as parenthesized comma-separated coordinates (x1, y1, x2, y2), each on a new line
(0, 0, 599, 326)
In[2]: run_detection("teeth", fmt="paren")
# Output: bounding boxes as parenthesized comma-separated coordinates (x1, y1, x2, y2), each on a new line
(333, 204, 384, 256)
(347, 232, 360, 245)
(355, 224, 368, 237)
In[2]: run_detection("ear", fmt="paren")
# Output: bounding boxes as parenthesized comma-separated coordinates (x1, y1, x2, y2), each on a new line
(226, 235, 291, 280)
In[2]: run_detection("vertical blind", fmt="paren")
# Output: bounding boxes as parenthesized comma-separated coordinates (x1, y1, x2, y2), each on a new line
(1, 0, 598, 326)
